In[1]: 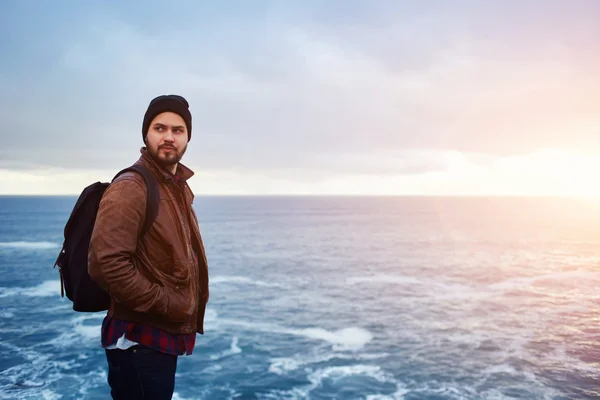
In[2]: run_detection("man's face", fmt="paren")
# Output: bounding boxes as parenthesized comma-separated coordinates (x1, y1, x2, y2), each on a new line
(145, 111, 188, 171)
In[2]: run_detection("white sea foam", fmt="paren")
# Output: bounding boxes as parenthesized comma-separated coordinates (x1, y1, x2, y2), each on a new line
(346, 274, 472, 297)
(40, 389, 62, 400)
(0, 280, 61, 298)
(0, 342, 79, 399)
(27, 281, 62, 297)
(489, 269, 600, 292)
(291, 327, 373, 351)
(481, 363, 519, 376)
(397, 365, 562, 400)
(74, 324, 100, 341)
(201, 364, 224, 374)
(269, 357, 303, 375)
(204, 308, 218, 322)
(0, 366, 107, 400)
(215, 317, 374, 351)
(266, 363, 405, 400)
(209, 336, 242, 360)
(171, 386, 238, 400)
(366, 386, 410, 400)
(269, 351, 390, 375)
(359, 352, 389, 360)
(346, 275, 424, 286)
(172, 393, 194, 400)
(33, 313, 104, 350)
(307, 364, 391, 384)
(211, 275, 283, 288)
(0, 241, 60, 249)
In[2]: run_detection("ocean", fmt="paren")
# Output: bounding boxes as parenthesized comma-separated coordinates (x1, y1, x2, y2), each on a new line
(1, 195, 600, 399)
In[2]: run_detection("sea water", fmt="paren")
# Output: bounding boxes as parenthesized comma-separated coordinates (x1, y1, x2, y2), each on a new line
(1, 195, 600, 399)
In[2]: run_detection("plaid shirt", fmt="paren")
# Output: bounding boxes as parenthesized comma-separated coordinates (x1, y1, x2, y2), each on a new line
(100, 167, 197, 356)
(101, 314, 196, 356)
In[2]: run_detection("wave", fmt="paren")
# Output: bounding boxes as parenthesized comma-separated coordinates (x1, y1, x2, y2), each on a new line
(204, 308, 219, 322)
(0, 241, 60, 249)
(292, 327, 373, 351)
(0, 280, 60, 298)
(274, 359, 533, 400)
(209, 336, 242, 360)
(308, 364, 395, 385)
(211, 275, 284, 288)
(488, 269, 600, 292)
(346, 274, 470, 298)
(267, 363, 407, 400)
(269, 351, 390, 375)
(215, 317, 373, 351)
(74, 323, 101, 342)
(0, 341, 88, 400)
(366, 387, 411, 400)
(29, 314, 105, 352)
(346, 275, 424, 286)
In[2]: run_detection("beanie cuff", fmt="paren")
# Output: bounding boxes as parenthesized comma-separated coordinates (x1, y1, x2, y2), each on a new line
(142, 95, 192, 142)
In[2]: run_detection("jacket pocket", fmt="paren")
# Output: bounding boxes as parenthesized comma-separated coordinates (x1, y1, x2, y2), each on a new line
(167, 289, 195, 323)
(155, 261, 193, 322)
(154, 261, 190, 287)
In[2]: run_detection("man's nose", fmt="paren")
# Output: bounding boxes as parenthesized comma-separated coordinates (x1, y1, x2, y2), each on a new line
(164, 130, 175, 141)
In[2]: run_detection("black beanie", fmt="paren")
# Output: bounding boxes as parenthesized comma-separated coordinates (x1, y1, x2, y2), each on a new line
(142, 94, 192, 142)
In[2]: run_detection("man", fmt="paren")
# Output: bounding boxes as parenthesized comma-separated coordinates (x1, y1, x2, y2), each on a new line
(88, 94, 209, 400)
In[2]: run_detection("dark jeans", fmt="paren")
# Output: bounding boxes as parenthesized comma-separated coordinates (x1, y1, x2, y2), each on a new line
(105, 345, 178, 400)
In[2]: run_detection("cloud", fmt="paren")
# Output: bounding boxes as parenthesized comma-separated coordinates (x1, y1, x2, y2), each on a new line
(1, 0, 600, 188)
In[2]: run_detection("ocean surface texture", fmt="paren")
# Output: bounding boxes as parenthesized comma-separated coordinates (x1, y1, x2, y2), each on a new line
(1, 195, 600, 400)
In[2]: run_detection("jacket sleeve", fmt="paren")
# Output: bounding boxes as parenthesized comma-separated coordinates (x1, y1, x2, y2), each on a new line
(88, 176, 170, 317)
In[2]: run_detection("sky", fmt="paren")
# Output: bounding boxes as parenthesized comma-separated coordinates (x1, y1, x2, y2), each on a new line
(1, 0, 600, 196)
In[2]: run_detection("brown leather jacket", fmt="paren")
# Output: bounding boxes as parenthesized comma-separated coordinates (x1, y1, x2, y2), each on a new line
(88, 148, 209, 335)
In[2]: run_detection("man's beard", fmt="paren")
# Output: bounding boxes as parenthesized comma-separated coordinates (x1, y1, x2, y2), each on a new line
(148, 143, 187, 169)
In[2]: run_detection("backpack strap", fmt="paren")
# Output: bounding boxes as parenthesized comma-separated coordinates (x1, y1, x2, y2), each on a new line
(112, 164, 160, 237)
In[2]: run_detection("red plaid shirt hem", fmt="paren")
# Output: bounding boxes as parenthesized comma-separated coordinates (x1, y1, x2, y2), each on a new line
(101, 314, 196, 356)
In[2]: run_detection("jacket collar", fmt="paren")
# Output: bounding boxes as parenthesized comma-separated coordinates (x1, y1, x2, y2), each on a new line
(138, 147, 195, 184)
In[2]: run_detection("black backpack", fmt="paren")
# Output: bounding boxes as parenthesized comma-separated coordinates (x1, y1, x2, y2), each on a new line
(53, 164, 159, 312)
